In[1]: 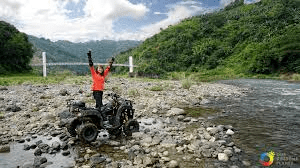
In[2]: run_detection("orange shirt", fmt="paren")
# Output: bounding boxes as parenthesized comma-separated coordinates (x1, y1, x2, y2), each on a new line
(90, 66, 110, 91)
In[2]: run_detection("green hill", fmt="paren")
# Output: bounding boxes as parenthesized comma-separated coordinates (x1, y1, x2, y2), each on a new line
(115, 0, 300, 78)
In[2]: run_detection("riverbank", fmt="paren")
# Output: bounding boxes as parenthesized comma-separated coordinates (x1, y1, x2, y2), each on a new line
(0, 76, 251, 168)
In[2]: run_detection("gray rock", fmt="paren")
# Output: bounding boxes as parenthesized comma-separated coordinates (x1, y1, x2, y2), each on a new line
(34, 148, 42, 156)
(226, 129, 234, 135)
(33, 156, 47, 167)
(218, 153, 229, 161)
(22, 162, 33, 168)
(17, 139, 25, 143)
(206, 127, 219, 135)
(0, 145, 10, 153)
(143, 128, 150, 133)
(234, 147, 241, 153)
(59, 89, 69, 96)
(202, 150, 211, 158)
(38, 143, 50, 153)
(224, 149, 233, 156)
(35, 140, 43, 145)
(108, 140, 121, 147)
(133, 155, 143, 165)
(143, 156, 153, 166)
(230, 166, 239, 168)
(50, 130, 61, 137)
(51, 141, 60, 151)
(0, 87, 8, 90)
(40, 161, 54, 168)
(242, 160, 251, 166)
(152, 136, 161, 145)
(90, 156, 106, 164)
(227, 142, 234, 147)
(30, 144, 37, 149)
(61, 142, 68, 150)
(177, 115, 185, 121)
(5, 105, 21, 112)
(167, 160, 179, 168)
(23, 144, 31, 150)
(183, 117, 192, 122)
(166, 108, 185, 116)
(62, 150, 70, 156)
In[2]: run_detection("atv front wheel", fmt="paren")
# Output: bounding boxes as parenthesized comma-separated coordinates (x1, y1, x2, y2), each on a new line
(77, 123, 98, 143)
(124, 119, 139, 136)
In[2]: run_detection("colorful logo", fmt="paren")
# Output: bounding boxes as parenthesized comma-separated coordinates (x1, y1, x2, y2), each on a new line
(259, 151, 275, 166)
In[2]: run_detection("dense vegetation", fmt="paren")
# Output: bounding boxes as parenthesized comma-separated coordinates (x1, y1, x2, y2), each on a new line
(0, 21, 33, 74)
(115, 0, 300, 76)
(28, 35, 141, 74)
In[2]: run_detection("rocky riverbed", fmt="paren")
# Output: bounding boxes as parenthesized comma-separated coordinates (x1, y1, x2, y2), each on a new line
(0, 77, 251, 168)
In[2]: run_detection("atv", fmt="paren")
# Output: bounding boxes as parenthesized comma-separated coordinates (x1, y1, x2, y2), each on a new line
(66, 93, 139, 143)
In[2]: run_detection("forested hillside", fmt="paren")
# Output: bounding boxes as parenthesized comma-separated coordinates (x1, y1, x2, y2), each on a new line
(115, 0, 300, 75)
(0, 21, 33, 74)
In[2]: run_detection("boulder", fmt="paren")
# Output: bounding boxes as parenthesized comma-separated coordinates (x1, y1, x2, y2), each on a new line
(59, 89, 69, 96)
(226, 129, 234, 135)
(5, 105, 21, 112)
(0, 145, 10, 153)
(218, 153, 229, 162)
(51, 141, 61, 151)
(34, 148, 42, 156)
(166, 108, 185, 116)
(62, 150, 70, 156)
(33, 156, 47, 167)
(167, 160, 179, 168)
(90, 156, 106, 164)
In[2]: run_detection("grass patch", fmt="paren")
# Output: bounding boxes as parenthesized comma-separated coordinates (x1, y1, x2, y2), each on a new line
(0, 71, 90, 86)
(292, 73, 300, 81)
(0, 112, 4, 119)
(128, 89, 139, 97)
(149, 85, 164, 91)
(181, 77, 194, 90)
(183, 106, 220, 117)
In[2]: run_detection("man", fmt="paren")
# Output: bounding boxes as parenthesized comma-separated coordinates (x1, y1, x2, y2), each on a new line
(87, 50, 114, 109)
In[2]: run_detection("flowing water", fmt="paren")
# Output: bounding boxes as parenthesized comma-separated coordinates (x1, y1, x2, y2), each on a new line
(209, 79, 300, 167)
(0, 136, 77, 168)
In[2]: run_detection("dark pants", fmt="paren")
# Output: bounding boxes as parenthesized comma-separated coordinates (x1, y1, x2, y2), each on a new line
(93, 91, 103, 109)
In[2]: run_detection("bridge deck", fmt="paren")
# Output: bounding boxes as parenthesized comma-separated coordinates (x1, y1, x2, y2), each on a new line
(30, 63, 137, 67)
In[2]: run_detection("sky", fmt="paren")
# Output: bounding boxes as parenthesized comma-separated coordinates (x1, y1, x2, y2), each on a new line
(0, 0, 261, 43)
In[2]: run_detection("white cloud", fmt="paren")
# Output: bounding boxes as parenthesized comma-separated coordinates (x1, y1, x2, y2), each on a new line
(244, 0, 261, 4)
(134, 3, 213, 40)
(220, 0, 236, 7)
(0, 0, 148, 42)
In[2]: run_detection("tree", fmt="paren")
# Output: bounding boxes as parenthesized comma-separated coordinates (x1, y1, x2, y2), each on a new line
(0, 21, 33, 74)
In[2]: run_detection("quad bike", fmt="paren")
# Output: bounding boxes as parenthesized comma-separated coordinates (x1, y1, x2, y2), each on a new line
(66, 93, 139, 143)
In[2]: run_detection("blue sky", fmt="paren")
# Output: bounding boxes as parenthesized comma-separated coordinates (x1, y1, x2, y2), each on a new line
(0, 0, 260, 42)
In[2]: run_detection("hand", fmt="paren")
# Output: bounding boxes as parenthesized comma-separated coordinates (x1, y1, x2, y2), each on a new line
(87, 51, 91, 57)
(108, 57, 114, 64)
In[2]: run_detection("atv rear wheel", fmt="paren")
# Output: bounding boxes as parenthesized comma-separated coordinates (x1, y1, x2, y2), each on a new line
(77, 123, 98, 143)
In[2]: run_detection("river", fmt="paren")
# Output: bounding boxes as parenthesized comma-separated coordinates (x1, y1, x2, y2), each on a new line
(210, 79, 300, 167)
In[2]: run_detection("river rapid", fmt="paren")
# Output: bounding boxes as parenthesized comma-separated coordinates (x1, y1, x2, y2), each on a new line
(210, 79, 300, 167)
